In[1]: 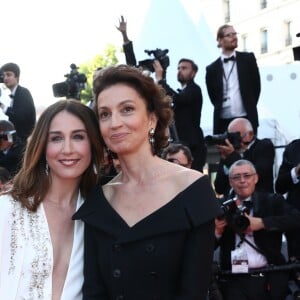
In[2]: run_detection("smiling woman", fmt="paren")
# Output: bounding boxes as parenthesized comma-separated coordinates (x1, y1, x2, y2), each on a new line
(0, 99, 103, 299)
(74, 65, 220, 299)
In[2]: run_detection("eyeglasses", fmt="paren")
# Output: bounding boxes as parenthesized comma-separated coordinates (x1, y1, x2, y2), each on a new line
(223, 32, 238, 38)
(229, 173, 256, 182)
(167, 158, 190, 168)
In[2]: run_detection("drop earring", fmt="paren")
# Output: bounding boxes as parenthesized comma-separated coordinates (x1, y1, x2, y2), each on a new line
(45, 162, 49, 176)
(149, 128, 155, 145)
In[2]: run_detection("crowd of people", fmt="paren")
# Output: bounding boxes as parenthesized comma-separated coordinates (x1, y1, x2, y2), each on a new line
(0, 16, 299, 300)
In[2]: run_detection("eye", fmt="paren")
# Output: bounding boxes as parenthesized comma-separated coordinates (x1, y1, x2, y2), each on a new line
(122, 105, 134, 114)
(73, 133, 86, 140)
(99, 110, 110, 120)
(49, 135, 63, 142)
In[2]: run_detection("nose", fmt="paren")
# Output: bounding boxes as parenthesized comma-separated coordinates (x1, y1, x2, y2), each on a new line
(62, 138, 73, 153)
(110, 112, 122, 128)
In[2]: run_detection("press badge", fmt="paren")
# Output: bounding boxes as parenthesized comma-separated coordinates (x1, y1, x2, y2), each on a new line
(231, 247, 249, 273)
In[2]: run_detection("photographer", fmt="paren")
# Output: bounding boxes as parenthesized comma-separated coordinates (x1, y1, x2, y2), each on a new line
(0, 119, 25, 178)
(213, 117, 274, 197)
(215, 159, 300, 300)
(275, 138, 300, 262)
(154, 58, 206, 172)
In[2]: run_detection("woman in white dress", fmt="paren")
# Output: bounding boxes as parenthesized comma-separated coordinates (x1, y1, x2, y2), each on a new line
(0, 99, 103, 300)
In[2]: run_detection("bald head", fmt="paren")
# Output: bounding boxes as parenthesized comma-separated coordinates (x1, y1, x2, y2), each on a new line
(228, 118, 253, 133)
(227, 118, 255, 151)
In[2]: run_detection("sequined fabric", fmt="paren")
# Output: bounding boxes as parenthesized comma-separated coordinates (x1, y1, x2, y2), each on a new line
(0, 194, 84, 300)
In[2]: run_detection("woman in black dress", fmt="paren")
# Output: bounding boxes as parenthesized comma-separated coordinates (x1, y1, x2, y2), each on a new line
(74, 65, 220, 300)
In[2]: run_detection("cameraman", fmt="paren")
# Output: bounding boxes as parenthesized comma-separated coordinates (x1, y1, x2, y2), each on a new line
(214, 117, 274, 197)
(215, 159, 300, 300)
(0, 119, 25, 178)
(154, 58, 206, 172)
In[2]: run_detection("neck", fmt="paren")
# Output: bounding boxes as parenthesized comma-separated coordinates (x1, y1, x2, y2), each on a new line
(115, 153, 165, 185)
(222, 50, 235, 56)
(44, 179, 80, 207)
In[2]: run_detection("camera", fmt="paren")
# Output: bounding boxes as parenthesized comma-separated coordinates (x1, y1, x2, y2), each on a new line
(218, 198, 250, 233)
(204, 131, 242, 149)
(52, 64, 87, 100)
(0, 130, 17, 143)
(138, 48, 170, 72)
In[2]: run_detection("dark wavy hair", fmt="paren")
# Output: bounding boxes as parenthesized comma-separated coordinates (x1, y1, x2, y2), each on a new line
(10, 99, 103, 212)
(93, 64, 173, 155)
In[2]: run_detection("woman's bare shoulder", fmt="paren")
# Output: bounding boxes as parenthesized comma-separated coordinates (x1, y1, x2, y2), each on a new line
(163, 163, 205, 193)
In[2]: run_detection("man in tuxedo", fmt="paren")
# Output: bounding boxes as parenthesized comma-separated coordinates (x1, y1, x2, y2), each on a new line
(205, 24, 261, 134)
(215, 159, 300, 300)
(275, 139, 300, 262)
(0, 62, 36, 142)
(214, 117, 274, 197)
(154, 58, 206, 172)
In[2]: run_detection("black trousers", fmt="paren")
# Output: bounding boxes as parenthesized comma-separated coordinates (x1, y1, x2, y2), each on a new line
(218, 271, 289, 300)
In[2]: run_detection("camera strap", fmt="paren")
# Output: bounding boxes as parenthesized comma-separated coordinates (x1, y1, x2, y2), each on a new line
(238, 233, 266, 256)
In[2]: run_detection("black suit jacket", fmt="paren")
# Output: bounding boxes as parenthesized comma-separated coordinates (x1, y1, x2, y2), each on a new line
(5, 85, 36, 141)
(214, 138, 275, 196)
(275, 139, 300, 258)
(205, 51, 261, 134)
(0, 139, 25, 177)
(217, 191, 300, 271)
(123, 41, 137, 67)
(275, 139, 300, 210)
(160, 80, 204, 147)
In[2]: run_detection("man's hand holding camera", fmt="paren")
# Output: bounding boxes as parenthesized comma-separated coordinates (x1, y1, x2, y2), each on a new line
(217, 138, 235, 159)
(244, 213, 265, 232)
(153, 59, 164, 82)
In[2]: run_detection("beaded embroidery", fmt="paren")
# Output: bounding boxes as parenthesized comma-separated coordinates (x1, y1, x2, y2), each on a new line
(9, 198, 52, 299)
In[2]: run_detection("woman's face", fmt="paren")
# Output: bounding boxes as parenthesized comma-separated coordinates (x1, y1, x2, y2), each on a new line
(97, 83, 156, 156)
(46, 110, 92, 182)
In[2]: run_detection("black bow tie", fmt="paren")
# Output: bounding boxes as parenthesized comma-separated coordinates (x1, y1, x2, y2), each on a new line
(9, 94, 14, 99)
(223, 56, 235, 63)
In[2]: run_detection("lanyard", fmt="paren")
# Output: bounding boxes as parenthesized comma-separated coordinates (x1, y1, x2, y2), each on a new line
(222, 61, 236, 101)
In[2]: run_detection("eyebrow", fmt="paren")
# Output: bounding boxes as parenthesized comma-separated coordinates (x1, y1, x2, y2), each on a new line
(99, 99, 135, 109)
(48, 129, 87, 134)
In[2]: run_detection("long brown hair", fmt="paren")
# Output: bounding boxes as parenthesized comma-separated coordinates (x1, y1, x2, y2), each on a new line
(10, 99, 103, 212)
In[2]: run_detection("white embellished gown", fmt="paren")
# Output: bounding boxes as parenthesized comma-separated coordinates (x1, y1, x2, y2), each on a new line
(0, 194, 84, 300)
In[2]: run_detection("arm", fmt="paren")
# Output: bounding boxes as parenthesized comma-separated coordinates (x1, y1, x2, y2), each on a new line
(248, 52, 261, 104)
(176, 220, 216, 300)
(262, 194, 300, 231)
(275, 144, 298, 194)
(116, 15, 137, 66)
(214, 141, 242, 195)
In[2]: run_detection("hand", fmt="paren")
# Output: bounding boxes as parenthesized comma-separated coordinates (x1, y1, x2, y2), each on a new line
(244, 213, 265, 233)
(217, 139, 235, 159)
(153, 60, 164, 81)
(215, 217, 227, 236)
(116, 15, 129, 43)
(116, 15, 127, 34)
